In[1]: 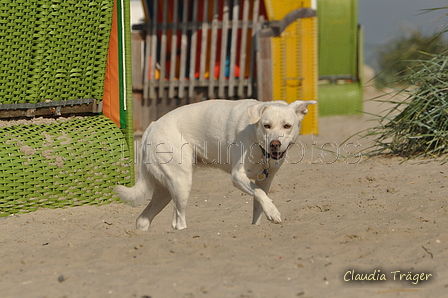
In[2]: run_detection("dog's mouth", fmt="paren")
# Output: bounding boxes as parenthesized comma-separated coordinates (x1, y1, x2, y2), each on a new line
(270, 150, 286, 160)
(259, 146, 286, 160)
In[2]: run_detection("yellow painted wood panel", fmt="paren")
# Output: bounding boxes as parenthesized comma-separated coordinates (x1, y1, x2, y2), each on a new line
(263, 0, 318, 135)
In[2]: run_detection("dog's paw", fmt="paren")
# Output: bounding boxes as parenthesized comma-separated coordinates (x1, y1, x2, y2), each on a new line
(171, 223, 188, 230)
(266, 213, 282, 224)
(136, 217, 150, 231)
(171, 216, 188, 230)
(264, 204, 282, 224)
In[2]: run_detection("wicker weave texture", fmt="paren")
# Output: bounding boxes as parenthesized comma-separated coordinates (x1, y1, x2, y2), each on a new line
(0, 0, 113, 104)
(0, 116, 131, 216)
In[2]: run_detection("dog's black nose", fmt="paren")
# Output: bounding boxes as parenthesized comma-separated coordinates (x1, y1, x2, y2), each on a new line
(270, 140, 281, 151)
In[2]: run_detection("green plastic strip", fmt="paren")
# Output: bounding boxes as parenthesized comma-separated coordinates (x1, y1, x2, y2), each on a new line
(120, 0, 134, 184)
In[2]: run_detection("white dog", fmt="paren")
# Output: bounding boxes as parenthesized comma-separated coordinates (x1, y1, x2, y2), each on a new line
(115, 99, 316, 230)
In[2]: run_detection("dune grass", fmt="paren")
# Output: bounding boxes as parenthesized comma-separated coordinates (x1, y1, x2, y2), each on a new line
(364, 54, 448, 162)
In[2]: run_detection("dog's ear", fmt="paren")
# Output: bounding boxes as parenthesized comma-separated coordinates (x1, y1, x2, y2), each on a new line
(247, 103, 268, 124)
(289, 100, 317, 118)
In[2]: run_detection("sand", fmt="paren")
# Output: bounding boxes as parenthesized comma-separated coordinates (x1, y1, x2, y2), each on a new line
(1, 80, 447, 297)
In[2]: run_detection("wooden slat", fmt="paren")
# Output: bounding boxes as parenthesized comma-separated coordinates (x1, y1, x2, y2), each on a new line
(158, 1, 169, 99)
(208, 0, 219, 97)
(142, 17, 149, 101)
(237, 0, 250, 97)
(248, 0, 259, 98)
(131, 32, 145, 133)
(199, 0, 209, 87)
(0, 102, 101, 119)
(218, 0, 230, 98)
(178, 0, 189, 99)
(148, 0, 158, 100)
(132, 90, 145, 133)
(188, 0, 199, 97)
(131, 31, 144, 91)
(142, 30, 150, 99)
(168, 0, 179, 98)
(256, 16, 273, 102)
(228, 0, 240, 97)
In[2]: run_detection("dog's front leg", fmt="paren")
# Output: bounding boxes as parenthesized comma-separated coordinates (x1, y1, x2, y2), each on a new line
(231, 168, 282, 224)
(253, 179, 272, 225)
(252, 165, 281, 225)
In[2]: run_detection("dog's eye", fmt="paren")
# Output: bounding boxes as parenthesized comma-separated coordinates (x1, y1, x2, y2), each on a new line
(264, 124, 271, 129)
(283, 124, 292, 129)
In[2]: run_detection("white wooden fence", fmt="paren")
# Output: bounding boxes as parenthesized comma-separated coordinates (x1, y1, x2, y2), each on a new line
(132, 0, 265, 133)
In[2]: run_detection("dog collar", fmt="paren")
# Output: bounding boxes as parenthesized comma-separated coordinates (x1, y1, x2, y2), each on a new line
(257, 146, 271, 181)
(259, 145, 271, 159)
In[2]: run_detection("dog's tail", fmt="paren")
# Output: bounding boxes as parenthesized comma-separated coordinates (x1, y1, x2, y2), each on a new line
(114, 122, 155, 205)
(114, 174, 153, 205)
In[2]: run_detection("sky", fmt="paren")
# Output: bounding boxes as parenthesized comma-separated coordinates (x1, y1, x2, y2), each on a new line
(358, 0, 448, 67)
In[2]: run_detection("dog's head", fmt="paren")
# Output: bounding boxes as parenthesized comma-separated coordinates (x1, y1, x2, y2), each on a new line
(247, 100, 317, 160)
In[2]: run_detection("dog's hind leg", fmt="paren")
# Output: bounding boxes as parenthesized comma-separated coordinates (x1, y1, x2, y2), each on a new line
(136, 185, 172, 231)
(157, 144, 194, 230)
(168, 174, 193, 230)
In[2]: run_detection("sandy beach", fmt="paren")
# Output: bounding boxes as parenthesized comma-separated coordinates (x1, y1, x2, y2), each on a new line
(1, 76, 447, 297)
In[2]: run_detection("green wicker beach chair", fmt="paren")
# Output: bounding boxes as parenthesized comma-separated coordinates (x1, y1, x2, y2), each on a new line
(0, 0, 133, 216)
